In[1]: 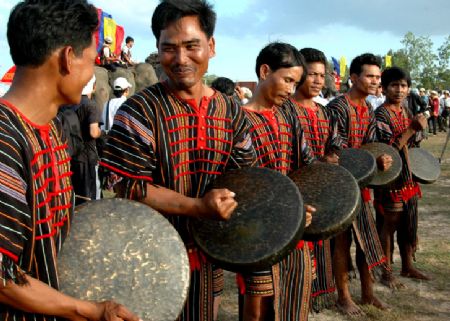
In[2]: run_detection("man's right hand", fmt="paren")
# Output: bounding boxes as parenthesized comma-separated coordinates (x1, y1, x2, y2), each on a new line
(90, 301, 141, 321)
(196, 188, 237, 220)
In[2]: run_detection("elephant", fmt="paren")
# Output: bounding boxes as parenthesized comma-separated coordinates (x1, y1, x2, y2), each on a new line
(93, 62, 158, 113)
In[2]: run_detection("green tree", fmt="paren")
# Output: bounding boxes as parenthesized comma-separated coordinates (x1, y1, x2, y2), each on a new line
(400, 31, 438, 88)
(202, 73, 218, 86)
(437, 35, 450, 89)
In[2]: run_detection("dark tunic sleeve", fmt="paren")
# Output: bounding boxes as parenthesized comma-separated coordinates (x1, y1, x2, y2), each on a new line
(0, 110, 32, 284)
(100, 93, 157, 183)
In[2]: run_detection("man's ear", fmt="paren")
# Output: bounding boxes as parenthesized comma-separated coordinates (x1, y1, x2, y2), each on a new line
(259, 64, 271, 81)
(59, 46, 74, 76)
(208, 36, 216, 58)
(350, 72, 360, 86)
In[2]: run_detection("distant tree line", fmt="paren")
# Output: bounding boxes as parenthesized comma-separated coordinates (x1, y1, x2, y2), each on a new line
(385, 32, 450, 90)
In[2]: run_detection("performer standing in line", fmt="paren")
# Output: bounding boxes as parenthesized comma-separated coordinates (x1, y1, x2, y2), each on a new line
(326, 53, 392, 316)
(283, 47, 341, 312)
(238, 42, 315, 321)
(0, 1, 139, 321)
(374, 67, 429, 287)
(100, 1, 255, 320)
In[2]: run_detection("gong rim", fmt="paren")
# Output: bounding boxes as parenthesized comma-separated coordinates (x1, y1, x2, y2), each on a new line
(361, 142, 403, 187)
(409, 147, 441, 184)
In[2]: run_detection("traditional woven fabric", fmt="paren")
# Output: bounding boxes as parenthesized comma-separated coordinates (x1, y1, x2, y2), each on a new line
(283, 99, 339, 311)
(241, 106, 314, 321)
(100, 83, 255, 321)
(374, 105, 422, 249)
(0, 99, 73, 321)
(326, 95, 388, 275)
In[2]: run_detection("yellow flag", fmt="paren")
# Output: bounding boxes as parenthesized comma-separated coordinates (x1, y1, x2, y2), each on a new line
(103, 17, 117, 50)
(385, 55, 392, 67)
(339, 56, 346, 78)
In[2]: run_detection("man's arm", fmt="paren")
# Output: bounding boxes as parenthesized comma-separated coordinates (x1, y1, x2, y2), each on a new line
(89, 123, 101, 139)
(0, 275, 139, 321)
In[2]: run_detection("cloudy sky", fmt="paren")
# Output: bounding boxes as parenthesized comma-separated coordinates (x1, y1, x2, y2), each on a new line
(0, 0, 449, 83)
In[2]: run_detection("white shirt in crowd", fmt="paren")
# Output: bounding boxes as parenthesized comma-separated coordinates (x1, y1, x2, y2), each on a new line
(366, 94, 385, 110)
(101, 96, 127, 132)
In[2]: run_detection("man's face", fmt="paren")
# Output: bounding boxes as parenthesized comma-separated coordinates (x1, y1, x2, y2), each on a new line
(63, 35, 97, 104)
(384, 79, 409, 104)
(262, 66, 303, 107)
(128, 41, 134, 48)
(297, 62, 326, 99)
(351, 64, 381, 96)
(158, 15, 215, 90)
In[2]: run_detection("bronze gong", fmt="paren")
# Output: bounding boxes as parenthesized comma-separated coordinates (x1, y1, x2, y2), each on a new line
(58, 198, 190, 321)
(192, 167, 305, 273)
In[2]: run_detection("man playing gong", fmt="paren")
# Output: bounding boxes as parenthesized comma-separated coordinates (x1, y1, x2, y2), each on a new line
(238, 42, 316, 321)
(0, 1, 139, 321)
(374, 67, 429, 286)
(100, 1, 255, 320)
(283, 47, 341, 312)
(326, 53, 392, 316)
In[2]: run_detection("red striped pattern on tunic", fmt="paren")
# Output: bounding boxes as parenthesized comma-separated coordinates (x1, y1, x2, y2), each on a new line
(0, 100, 73, 321)
(243, 106, 314, 321)
(326, 95, 388, 276)
(374, 105, 422, 248)
(100, 83, 255, 321)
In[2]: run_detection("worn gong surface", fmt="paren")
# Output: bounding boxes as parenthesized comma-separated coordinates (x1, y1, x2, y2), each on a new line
(361, 142, 402, 187)
(58, 198, 190, 321)
(337, 148, 376, 187)
(192, 167, 305, 273)
(409, 147, 441, 184)
(289, 162, 360, 241)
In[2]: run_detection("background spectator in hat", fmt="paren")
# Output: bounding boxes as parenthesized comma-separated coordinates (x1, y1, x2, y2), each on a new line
(100, 36, 123, 71)
(102, 77, 132, 133)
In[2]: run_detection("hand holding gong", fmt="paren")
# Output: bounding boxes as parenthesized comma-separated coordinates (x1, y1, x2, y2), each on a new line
(197, 188, 237, 220)
(376, 154, 393, 171)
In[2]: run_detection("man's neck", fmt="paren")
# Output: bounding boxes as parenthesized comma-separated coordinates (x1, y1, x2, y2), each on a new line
(165, 80, 213, 106)
(292, 92, 315, 108)
(3, 68, 61, 126)
(348, 88, 368, 106)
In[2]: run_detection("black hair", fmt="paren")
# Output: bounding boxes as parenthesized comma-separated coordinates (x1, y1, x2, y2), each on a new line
(381, 67, 412, 88)
(299, 47, 327, 68)
(211, 77, 235, 96)
(151, 0, 216, 42)
(7, 0, 98, 67)
(349, 53, 382, 76)
(125, 36, 134, 43)
(113, 89, 127, 98)
(255, 42, 306, 83)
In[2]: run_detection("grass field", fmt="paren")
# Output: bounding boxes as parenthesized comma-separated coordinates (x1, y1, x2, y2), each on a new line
(217, 131, 450, 321)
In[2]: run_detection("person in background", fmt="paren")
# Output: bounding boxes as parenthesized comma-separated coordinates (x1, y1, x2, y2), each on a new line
(366, 84, 385, 110)
(438, 90, 447, 132)
(0, 1, 139, 320)
(72, 75, 103, 205)
(100, 36, 123, 71)
(428, 90, 439, 136)
(121, 36, 136, 67)
(102, 77, 132, 133)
